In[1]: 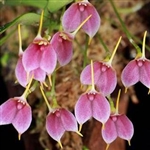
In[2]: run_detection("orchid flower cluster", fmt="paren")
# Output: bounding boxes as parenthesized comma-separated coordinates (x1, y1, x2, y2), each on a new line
(0, 0, 150, 149)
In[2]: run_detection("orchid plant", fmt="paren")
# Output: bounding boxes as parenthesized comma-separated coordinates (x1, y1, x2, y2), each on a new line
(101, 90, 134, 150)
(1, 0, 149, 149)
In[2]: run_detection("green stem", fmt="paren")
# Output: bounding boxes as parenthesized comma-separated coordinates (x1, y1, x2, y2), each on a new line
(108, 96, 115, 113)
(91, 60, 95, 91)
(115, 89, 121, 114)
(50, 71, 58, 107)
(142, 31, 147, 58)
(40, 86, 52, 111)
(18, 24, 23, 55)
(108, 36, 122, 65)
(132, 33, 150, 52)
(37, 10, 44, 36)
(83, 35, 89, 68)
(21, 76, 33, 99)
(109, 0, 141, 54)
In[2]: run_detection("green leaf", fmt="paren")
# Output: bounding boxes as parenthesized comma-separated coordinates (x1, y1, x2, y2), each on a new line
(0, 13, 40, 34)
(48, 0, 73, 12)
(4, 0, 47, 8)
(4, 0, 73, 12)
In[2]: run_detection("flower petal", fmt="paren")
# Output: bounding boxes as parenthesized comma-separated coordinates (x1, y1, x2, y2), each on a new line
(12, 102, 32, 134)
(22, 43, 41, 72)
(50, 32, 73, 66)
(139, 59, 150, 89)
(15, 56, 28, 87)
(46, 110, 65, 141)
(75, 93, 92, 124)
(96, 63, 117, 96)
(80, 61, 101, 85)
(0, 99, 17, 125)
(60, 108, 78, 132)
(40, 44, 57, 74)
(121, 60, 139, 88)
(81, 2, 100, 38)
(32, 67, 46, 82)
(116, 114, 134, 140)
(62, 3, 81, 32)
(102, 118, 117, 144)
(92, 93, 110, 123)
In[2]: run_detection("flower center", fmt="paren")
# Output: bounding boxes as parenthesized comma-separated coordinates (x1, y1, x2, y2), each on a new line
(101, 64, 108, 72)
(40, 45, 45, 51)
(87, 93, 96, 101)
(59, 32, 72, 42)
(111, 116, 118, 122)
(55, 110, 61, 117)
(17, 100, 26, 110)
(78, 2, 87, 12)
(137, 60, 144, 67)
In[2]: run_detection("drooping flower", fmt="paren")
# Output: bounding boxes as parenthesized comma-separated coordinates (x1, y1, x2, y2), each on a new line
(50, 31, 74, 66)
(121, 31, 150, 94)
(46, 108, 80, 148)
(75, 90, 110, 127)
(38, 86, 81, 148)
(62, 0, 100, 41)
(15, 24, 28, 87)
(80, 37, 122, 96)
(0, 97, 32, 139)
(75, 60, 110, 131)
(15, 24, 47, 87)
(22, 35, 57, 75)
(0, 75, 34, 139)
(101, 90, 134, 150)
(22, 11, 57, 78)
(50, 15, 92, 66)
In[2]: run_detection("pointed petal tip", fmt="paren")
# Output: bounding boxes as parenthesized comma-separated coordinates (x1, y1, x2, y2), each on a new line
(128, 140, 131, 146)
(102, 123, 105, 130)
(58, 141, 63, 149)
(18, 133, 21, 140)
(88, 37, 92, 45)
(79, 124, 83, 132)
(125, 87, 128, 93)
(76, 131, 83, 137)
(106, 144, 110, 150)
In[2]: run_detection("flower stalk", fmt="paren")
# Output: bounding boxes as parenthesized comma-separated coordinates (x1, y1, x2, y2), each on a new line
(109, 0, 141, 54)
(40, 86, 52, 111)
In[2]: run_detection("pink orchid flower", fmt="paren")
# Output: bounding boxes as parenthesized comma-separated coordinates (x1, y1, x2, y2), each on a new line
(80, 37, 122, 96)
(62, 0, 100, 41)
(0, 75, 33, 139)
(46, 108, 80, 148)
(75, 60, 110, 131)
(51, 15, 92, 66)
(22, 35, 57, 75)
(22, 11, 57, 77)
(15, 24, 46, 87)
(101, 90, 134, 150)
(75, 90, 110, 127)
(0, 97, 32, 139)
(121, 31, 150, 94)
(50, 31, 74, 66)
(102, 114, 134, 149)
(15, 24, 28, 87)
